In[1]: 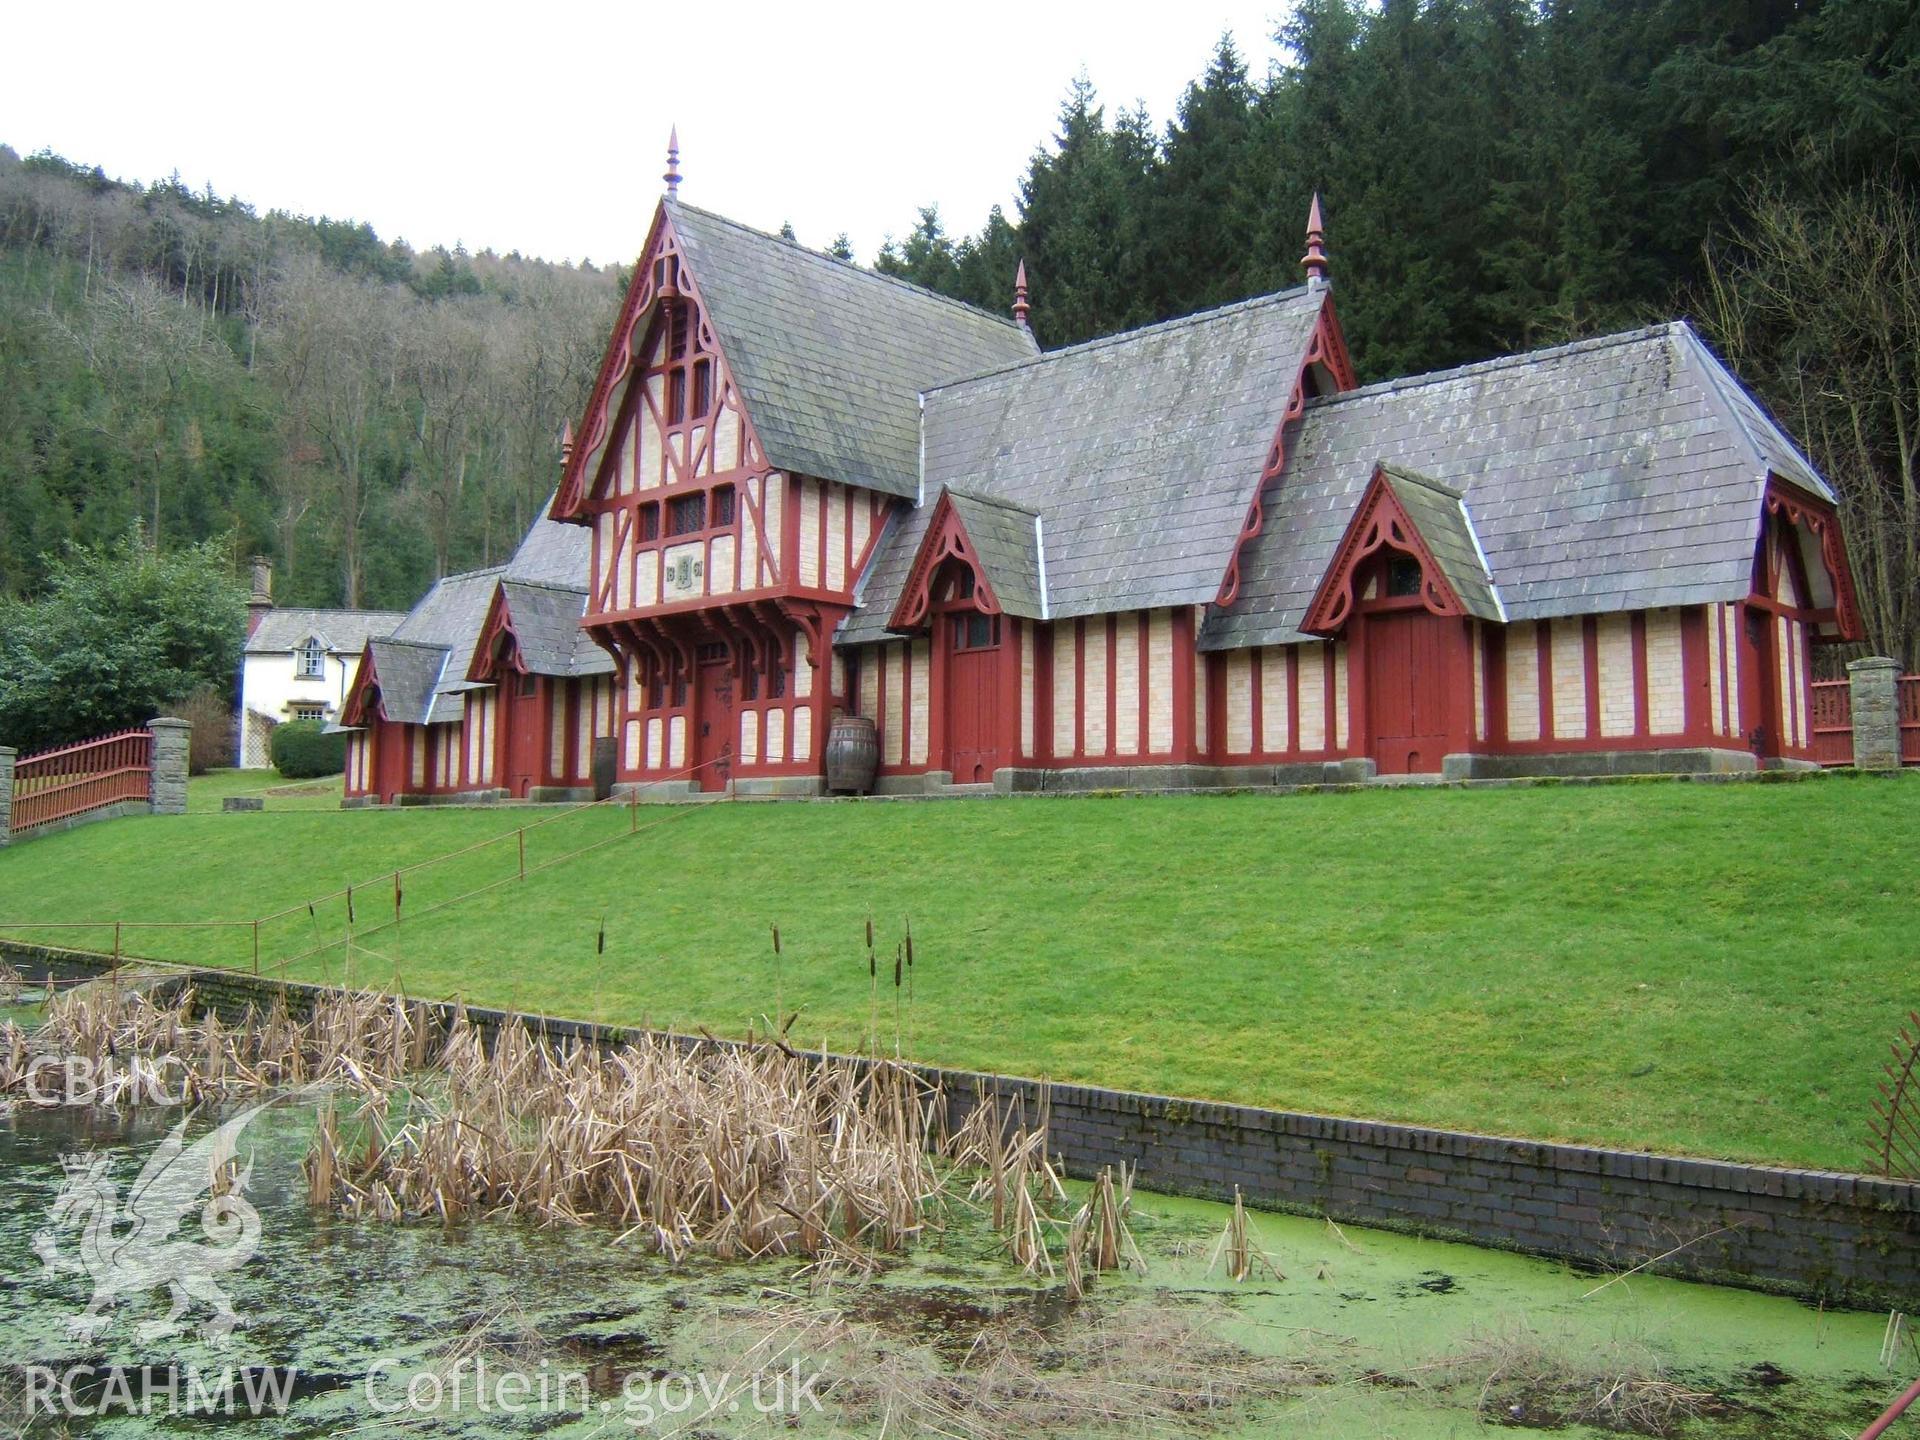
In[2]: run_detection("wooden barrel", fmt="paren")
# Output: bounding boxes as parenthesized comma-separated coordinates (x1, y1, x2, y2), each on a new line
(824, 714, 879, 794)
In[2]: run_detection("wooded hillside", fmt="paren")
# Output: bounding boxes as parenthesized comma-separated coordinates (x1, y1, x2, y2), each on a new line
(1, 0, 1913, 656)
(0, 149, 620, 609)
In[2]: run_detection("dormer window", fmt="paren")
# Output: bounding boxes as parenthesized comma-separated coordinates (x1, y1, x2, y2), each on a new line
(297, 640, 326, 678)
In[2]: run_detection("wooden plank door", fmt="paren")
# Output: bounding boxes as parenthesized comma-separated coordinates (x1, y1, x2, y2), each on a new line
(1366, 612, 1451, 775)
(506, 674, 544, 797)
(695, 656, 735, 790)
(947, 613, 1001, 783)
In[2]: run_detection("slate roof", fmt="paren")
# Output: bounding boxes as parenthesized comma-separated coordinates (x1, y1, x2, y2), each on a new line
(246, 607, 406, 656)
(496, 580, 614, 678)
(384, 566, 506, 719)
(1376, 466, 1503, 623)
(666, 200, 1038, 501)
(363, 639, 449, 726)
(1204, 322, 1821, 651)
(947, 490, 1046, 620)
(842, 288, 1328, 643)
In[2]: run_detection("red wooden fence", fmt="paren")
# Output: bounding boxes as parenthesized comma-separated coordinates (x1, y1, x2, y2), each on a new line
(11, 728, 153, 833)
(1809, 676, 1920, 767)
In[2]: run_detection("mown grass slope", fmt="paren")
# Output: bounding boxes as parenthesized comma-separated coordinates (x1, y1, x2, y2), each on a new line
(1, 774, 1914, 1170)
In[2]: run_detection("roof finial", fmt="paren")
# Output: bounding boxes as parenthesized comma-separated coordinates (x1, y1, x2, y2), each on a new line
(663, 127, 681, 197)
(1302, 192, 1329, 289)
(1013, 259, 1031, 330)
(559, 418, 574, 464)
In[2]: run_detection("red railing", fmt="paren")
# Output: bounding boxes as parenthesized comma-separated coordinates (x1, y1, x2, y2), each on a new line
(1904, 676, 1920, 765)
(1807, 677, 1920, 767)
(1810, 681, 1854, 766)
(11, 728, 153, 833)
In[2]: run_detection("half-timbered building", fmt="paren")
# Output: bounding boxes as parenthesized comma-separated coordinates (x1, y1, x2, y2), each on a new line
(338, 171, 1860, 803)
(337, 511, 617, 803)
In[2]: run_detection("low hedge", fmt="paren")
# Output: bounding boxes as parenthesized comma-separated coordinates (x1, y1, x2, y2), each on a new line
(270, 719, 345, 779)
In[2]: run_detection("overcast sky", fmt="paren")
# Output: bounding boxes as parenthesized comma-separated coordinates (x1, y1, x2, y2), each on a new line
(5, 0, 1292, 270)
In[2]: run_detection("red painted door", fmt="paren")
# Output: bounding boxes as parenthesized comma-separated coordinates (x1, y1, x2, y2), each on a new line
(695, 655, 735, 790)
(506, 674, 544, 798)
(948, 613, 1001, 783)
(1366, 612, 1452, 775)
(373, 723, 409, 802)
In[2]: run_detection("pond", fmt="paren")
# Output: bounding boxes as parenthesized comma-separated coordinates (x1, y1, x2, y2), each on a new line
(0, 1097, 1901, 1438)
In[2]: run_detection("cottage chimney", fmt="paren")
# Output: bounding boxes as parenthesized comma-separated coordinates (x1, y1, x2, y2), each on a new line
(663, 127, 681, 197)
(1302, 193, 1329, 290)
(247, 557, 273, 638)
(1013, 259, 1031, 330)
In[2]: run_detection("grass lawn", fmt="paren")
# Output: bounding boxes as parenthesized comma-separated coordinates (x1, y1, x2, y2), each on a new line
(186, 768, 345, 813)
(1, 773, 1915, 1171)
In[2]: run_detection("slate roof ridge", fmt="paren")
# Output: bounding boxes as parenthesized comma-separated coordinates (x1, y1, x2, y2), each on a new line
(1306, 322, 1683, 409)
(372, 637, 450, 657)
(1376, 462, 1464, 501)
(499, 577, 588, 599)
(255, 606, 407, 621)
(664, 198, 1029, 337)
(1671, 321, 1830, 498)
(929, 285, 1318, 394)
(944, 483, 1040, 519)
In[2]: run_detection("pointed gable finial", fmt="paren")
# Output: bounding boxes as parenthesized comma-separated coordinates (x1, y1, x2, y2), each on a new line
(559, 418, 574, 465)
(1302, 192, 1329, 289)
(663, 127, 681, 197)
(1013, 259, 1031, 330)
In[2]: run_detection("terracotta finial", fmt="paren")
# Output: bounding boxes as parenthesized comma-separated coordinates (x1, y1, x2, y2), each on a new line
(1302, 192, 1329, 289)
(1013, 259, 1031, 329)
(664, 127, 681, 197)
(560, 418, 575, 463)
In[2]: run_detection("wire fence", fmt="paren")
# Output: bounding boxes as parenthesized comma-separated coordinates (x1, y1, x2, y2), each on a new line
(0, 759, 726, 979)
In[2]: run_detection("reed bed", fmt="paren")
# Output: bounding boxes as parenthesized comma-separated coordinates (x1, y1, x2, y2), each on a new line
(4, 979, 1152, 1288)
(0, 981, 435, 1104)
(307, 1014, 946, 1263)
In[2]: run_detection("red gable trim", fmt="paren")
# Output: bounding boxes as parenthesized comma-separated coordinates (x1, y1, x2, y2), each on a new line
(1763, 474, 1863, 640)
(549, 205, 771, 523)
(1215, 295, 1358, 607)
(467, 585, 524, 682)
(887, 489, 1002, 632)
(340, 640, 385, 726)
(1300, 466, 1471, 636)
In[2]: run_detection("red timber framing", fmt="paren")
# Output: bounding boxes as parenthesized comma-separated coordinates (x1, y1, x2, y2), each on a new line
(466, 594, 613, 799)
(1216, 298, 1358, 607)
(549, 202, 887, 791)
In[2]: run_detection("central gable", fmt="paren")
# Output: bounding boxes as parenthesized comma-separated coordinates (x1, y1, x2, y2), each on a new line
(553, 201, 1037, 521)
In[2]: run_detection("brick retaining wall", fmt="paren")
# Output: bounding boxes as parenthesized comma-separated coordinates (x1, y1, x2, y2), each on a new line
(7, 945, 1915, 1308)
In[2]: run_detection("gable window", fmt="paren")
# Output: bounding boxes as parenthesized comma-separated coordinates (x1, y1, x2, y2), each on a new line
(668, 493, 706, 537)
(1387, 555, 1423, 599)
(691, 360, 713, 417)
(296, 640, 326, 679)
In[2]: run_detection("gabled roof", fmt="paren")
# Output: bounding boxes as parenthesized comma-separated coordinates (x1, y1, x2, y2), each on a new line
(947, 490, 1046, 620)
(483, 579, 616, 679)
(843, 288, 1329, 643)
(388, 566, 506, 683)
(360, 639, 449, 726)
(1376, 466, 1503, 623)
(246, 607, 405, 656)
(1205, 322, 1826, 651)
